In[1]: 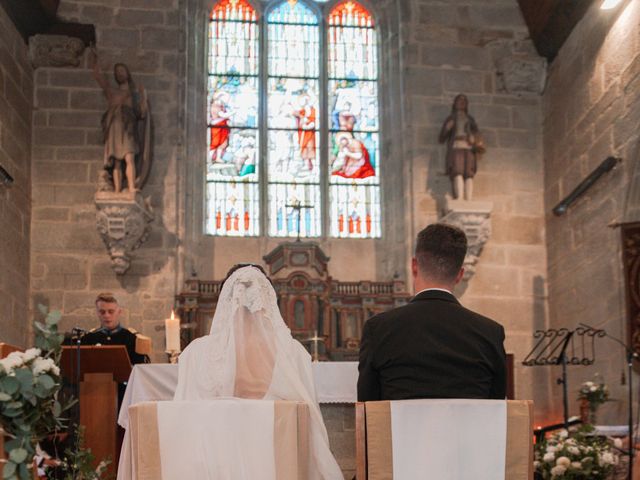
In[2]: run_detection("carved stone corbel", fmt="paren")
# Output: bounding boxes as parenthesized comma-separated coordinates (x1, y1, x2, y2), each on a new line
(439, 197, 493, 281)
(95, 191, 154, 275)
(28, 34, 85, 68)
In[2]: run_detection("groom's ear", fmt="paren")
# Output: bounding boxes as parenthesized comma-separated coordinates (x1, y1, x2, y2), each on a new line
(411, 257, 419, 278)
(453, 267, 465, 285)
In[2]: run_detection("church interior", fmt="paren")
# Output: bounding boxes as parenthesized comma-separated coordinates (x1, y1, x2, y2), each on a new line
(1, 0, 639, 478)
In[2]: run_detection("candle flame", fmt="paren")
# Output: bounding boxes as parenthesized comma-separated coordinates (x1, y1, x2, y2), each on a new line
(170, 309, 175, 320)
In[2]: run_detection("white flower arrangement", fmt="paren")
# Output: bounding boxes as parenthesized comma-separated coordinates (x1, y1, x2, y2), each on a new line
(0, 309, 66, 480)
(534, 426, 620, 480)
(578, 378, 609, 410)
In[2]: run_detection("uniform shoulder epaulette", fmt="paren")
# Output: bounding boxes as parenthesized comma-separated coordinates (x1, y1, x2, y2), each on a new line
(135, 334, 152, 356)
(89, 327, 98, 333)
(127, 327, 139, 334)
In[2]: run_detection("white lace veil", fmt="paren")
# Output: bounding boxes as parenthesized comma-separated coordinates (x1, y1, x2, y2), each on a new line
(174, 266, 343, 480)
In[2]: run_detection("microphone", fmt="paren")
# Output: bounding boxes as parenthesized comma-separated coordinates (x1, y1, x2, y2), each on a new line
(71, 327, 87, 335)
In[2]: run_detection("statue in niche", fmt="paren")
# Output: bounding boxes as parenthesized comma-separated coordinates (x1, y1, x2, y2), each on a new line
(91, 48, 152, 194)
(438, 94, 485, 201)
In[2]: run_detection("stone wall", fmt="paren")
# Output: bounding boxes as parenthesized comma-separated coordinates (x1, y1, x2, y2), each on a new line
(0, 7, 33, 347)
(30, 0, 183, 358)
(543, 0, 640, 424)
(398, 0, 550, 419)
(20, 0, 554, 474)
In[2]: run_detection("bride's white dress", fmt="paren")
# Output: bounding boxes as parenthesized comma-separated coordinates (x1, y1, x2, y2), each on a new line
(173, 266, 343, 480)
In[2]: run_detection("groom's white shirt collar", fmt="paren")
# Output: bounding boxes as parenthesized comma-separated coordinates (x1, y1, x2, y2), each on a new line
(415, 287, 453, 296)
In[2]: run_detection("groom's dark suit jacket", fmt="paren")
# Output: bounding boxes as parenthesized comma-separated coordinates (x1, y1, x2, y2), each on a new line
(357, 289, 506, 401)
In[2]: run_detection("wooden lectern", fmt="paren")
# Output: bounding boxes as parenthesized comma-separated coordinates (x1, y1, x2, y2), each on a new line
(60, 345, 132, 474)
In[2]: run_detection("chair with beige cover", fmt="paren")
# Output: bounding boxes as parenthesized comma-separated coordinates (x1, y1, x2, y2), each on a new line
(355, 399, 533, 480)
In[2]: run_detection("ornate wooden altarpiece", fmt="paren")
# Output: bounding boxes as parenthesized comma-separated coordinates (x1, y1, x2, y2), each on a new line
(622, 223, 640, 354)
(175, 242, 411, 360)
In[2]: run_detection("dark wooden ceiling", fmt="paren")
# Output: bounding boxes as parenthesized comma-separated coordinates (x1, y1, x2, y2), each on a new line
(0, 0, 94, 46)
(0, 0, 595, 63)
(517, 0, 596, 61)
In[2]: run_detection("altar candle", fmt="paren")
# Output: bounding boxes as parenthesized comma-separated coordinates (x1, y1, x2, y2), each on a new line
(165, 310, 181, 352)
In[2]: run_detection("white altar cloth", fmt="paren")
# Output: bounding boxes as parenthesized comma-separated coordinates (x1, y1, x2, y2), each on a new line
(118, 362, 358, 428)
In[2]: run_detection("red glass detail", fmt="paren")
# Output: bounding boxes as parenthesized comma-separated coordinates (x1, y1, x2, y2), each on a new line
(244, 211, 250, 230)
(215, 209, 222, 229)
(356, 215, 361, 234)
(225, 213, 231, 231)
(348, 216, 354, 234)
(338, 214, 344, 233)
(366, 214, 371, 233)
(330, 2, 372, 27)
(233, 214, 239, 231)
(211, 0, 256, 20)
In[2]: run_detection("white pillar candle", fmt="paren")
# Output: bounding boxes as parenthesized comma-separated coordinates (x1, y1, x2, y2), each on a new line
(165, 310, 181, 353)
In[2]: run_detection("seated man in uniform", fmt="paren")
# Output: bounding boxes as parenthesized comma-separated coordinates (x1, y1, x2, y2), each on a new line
(81, 292, 151, 365)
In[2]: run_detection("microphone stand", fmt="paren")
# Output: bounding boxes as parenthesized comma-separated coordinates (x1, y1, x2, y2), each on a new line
(71, 328, 86, 428)
(580, 323, 636, 480)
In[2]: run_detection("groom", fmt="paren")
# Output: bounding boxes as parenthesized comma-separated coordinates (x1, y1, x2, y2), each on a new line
(357, 223, 506, 401)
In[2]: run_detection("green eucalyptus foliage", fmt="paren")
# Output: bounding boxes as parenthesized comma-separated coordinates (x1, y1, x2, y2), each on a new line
(0, 307, 70, 480)
(45, 426, 112, 480)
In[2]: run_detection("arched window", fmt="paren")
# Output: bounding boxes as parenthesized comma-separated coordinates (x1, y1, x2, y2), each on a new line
(205, 0, 379, 239)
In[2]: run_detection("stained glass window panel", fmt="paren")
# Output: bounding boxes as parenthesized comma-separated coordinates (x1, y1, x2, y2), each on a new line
(329, 132, 379, 182)
(206, 181, 260, 236)
(328, 1, 380, 239)
(207, 129, 259, 181)
(328, 2, 376, 80)
(268, 183, 321, 237)
(207, 0, 259, 236)
(329, 184, 381, 238)
(328, 80, 378, 132)
(268, 130, 319, 182)
(268, 3, 319, 78)
(209, 0, 258, 76)
(267, 1, 321, 238)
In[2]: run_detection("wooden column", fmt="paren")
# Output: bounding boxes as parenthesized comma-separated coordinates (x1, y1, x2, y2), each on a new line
(79, 373, 118, 475)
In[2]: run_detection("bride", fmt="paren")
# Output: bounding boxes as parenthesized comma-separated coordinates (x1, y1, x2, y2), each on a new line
(174, 264, 343, 480)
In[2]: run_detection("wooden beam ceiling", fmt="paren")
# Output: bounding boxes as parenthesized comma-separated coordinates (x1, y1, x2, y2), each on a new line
(0, 0, 94, 46)
(518, 0, 596, 62)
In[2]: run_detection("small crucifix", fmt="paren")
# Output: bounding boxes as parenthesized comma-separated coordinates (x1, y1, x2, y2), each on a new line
(304, 330, 325, 362)
(285, 200, 314, 241)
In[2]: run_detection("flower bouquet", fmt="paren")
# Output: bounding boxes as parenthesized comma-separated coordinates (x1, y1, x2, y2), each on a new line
(534, 425, 620, 479)
(578, 378, 609, 424)
(0, 308, 67, 480)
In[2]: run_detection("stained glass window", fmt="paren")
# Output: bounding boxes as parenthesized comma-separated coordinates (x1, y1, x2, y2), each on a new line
(267, 1, 321, 237)
(206, 0, 259, 236)
(328, 2, 380, 238)
(206, 0, 380, 239)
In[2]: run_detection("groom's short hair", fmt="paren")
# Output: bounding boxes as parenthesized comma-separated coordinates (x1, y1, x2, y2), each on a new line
(415, 224, 467, 282)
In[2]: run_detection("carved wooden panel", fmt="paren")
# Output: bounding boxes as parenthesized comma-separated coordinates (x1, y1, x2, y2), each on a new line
(622, 223, 640, 354)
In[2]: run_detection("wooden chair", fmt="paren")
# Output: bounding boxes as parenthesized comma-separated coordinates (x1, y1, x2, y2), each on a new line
(355, 400, 534, 480)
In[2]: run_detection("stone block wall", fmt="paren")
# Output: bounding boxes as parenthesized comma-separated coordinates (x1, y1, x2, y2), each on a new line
(0, 7, 33, 347)
(543, 1, 640, 424)
(30, 0, 183, 358)
(398, 0, 550, 420)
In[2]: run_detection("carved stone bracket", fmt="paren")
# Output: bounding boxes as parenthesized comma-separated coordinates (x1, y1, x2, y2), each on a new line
(28, 34, 85, 68)
(439, 197, 493, 281)
(95, 191, 154, 275)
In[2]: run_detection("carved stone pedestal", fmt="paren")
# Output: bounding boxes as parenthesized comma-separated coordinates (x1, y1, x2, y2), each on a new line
(440, 197, 493, 280)
(95, 191, 153, 275)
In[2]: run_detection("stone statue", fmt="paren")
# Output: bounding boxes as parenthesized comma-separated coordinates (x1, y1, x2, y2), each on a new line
(438, 94, 485, 201)
(91, 49, 151, 194)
